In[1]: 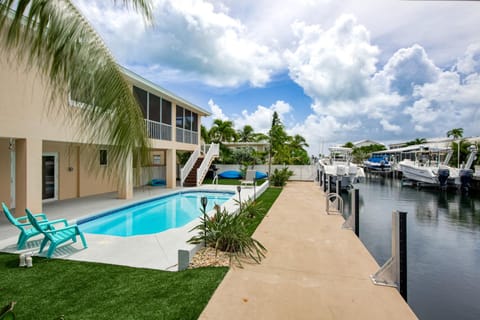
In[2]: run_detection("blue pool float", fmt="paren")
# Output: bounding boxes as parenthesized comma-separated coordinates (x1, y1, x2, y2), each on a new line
(218, 170, 242, 179)
(217, 170, 268, 179)
(255, 171, 268, 179)
(150, 179, 166, 186)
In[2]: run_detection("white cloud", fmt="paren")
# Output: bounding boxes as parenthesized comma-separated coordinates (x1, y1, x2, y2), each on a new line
(76, 0, 282, 87)
(284, 15, 379, 103)
(233, 100, 293, 133)
(202, 99, 228, 128)
(289, 113, 362, 155)
(454, 43, 480, 75)
(373, 44, 441, 96)
(404, 70, 480, 137)
(379, 119, 402, 134)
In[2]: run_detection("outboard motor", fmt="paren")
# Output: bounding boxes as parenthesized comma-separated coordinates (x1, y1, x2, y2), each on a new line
(438, 168, 449, 187)
(460, 169, 473, 192)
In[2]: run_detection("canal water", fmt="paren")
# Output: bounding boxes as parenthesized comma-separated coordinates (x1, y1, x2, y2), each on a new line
(341, 177, 480, 320)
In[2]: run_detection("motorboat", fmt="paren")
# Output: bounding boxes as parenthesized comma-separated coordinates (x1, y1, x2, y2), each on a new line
(364, 154, 392, 172)
(398, 147, 451, 187)
(399, 159, 450, 187)
(399, 145, 477, 189)
(318, 146, 364, 191)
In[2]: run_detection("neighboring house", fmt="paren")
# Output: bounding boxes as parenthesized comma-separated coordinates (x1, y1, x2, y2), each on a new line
(352, 139, 384, 148)
(0, 54, 210, 215)
(222, 141, 269, 153)
(389, 136, 480, 150)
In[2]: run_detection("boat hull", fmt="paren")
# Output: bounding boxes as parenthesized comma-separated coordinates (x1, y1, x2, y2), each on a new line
(399, 161, 442, 186)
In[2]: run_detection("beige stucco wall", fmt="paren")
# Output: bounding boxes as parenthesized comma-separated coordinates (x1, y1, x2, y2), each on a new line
(1, 51, 205, 211)
(0, 56, 81, 143)
(78, 146, 117, 197)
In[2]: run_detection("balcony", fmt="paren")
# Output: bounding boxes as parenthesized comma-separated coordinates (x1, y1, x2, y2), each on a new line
(176, 128, 198, 144)
(144, 119, 172, 141)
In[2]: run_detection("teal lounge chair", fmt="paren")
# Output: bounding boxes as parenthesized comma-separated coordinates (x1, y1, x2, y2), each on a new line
(0, 301, 15, 320)
(1, 202, 68, 249)
(26, 209, 88, 258)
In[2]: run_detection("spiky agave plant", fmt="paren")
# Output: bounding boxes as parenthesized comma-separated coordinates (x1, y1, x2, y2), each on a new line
(0, 0, 152, 182)
(188, 205, 267, 267)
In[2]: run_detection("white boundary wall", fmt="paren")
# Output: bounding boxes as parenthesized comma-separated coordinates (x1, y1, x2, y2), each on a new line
(215, 164, 316, 181)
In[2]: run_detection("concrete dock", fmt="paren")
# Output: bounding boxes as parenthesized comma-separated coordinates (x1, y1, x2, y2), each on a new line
(199, 181, 417, 320)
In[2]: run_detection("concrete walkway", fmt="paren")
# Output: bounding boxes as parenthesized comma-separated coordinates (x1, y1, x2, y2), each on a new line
(199, 181, 417, 320)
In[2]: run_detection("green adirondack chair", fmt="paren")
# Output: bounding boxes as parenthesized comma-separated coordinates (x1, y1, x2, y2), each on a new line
(1, 202, 68, 249)
(26, 209, 88, 258)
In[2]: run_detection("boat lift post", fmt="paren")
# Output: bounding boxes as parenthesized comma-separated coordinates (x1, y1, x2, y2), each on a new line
(371, 211, 408, 302)
(336, 180, 341, 195)
(342, 188, 359, 237)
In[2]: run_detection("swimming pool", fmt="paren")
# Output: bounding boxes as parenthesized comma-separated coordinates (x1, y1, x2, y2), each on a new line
(78, 191, 234, 237)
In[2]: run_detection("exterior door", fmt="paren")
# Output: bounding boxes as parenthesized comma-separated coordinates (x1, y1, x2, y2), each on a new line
(42, 153, 58, 201)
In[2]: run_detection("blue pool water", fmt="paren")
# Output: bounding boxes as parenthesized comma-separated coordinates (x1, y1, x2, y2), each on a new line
(78, 191, 234, 237)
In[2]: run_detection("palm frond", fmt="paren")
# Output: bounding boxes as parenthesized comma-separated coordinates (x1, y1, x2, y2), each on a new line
(0, 0, 153, 182)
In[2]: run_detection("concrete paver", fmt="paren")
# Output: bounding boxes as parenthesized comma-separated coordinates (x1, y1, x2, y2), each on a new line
(199, 181, 417, 320)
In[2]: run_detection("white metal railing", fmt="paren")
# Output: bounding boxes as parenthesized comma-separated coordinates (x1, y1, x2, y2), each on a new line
(326, 193, 343, 215)
(180, 148, 200, 186)
(196, 143, 219, 186)
(176, 128, 199, 144)
(144, 119, 172, 141)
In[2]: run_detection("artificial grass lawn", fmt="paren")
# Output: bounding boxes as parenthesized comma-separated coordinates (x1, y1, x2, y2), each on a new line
(244, 187, 282, 236)
(0, 254, 227, 319)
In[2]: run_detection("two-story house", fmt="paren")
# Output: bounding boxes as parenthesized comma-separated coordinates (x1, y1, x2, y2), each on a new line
(0, 54, 210, 215)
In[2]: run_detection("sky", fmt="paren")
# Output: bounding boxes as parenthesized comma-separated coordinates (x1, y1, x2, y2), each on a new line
(74, 0, 480, 155)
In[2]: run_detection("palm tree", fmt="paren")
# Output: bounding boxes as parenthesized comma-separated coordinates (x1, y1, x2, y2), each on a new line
(209, 119, 237, 143)
(413, 138, 427, 145)
(288, 134, 310, 164)
(200, 125, 211, 144)
(0, 0, 152, 178)
(237, 125, 255, 142)
(447, 128, 464, 168)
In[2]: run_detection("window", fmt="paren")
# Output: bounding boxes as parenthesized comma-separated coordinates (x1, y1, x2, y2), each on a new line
(99, 149, 108, 166)
(133, 86, 148, 118)
(162, 99, 172, 125)
(176, 106, 184, 128)
(149, 93, 160, 122)
(185, 109, 192, 130)
(192, 112, 198, 132)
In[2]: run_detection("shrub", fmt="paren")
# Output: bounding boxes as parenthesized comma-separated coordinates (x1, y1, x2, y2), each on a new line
(237, 198, 265, 219)
(188, 205, 266, 265)
(270, 167, 293, 186)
